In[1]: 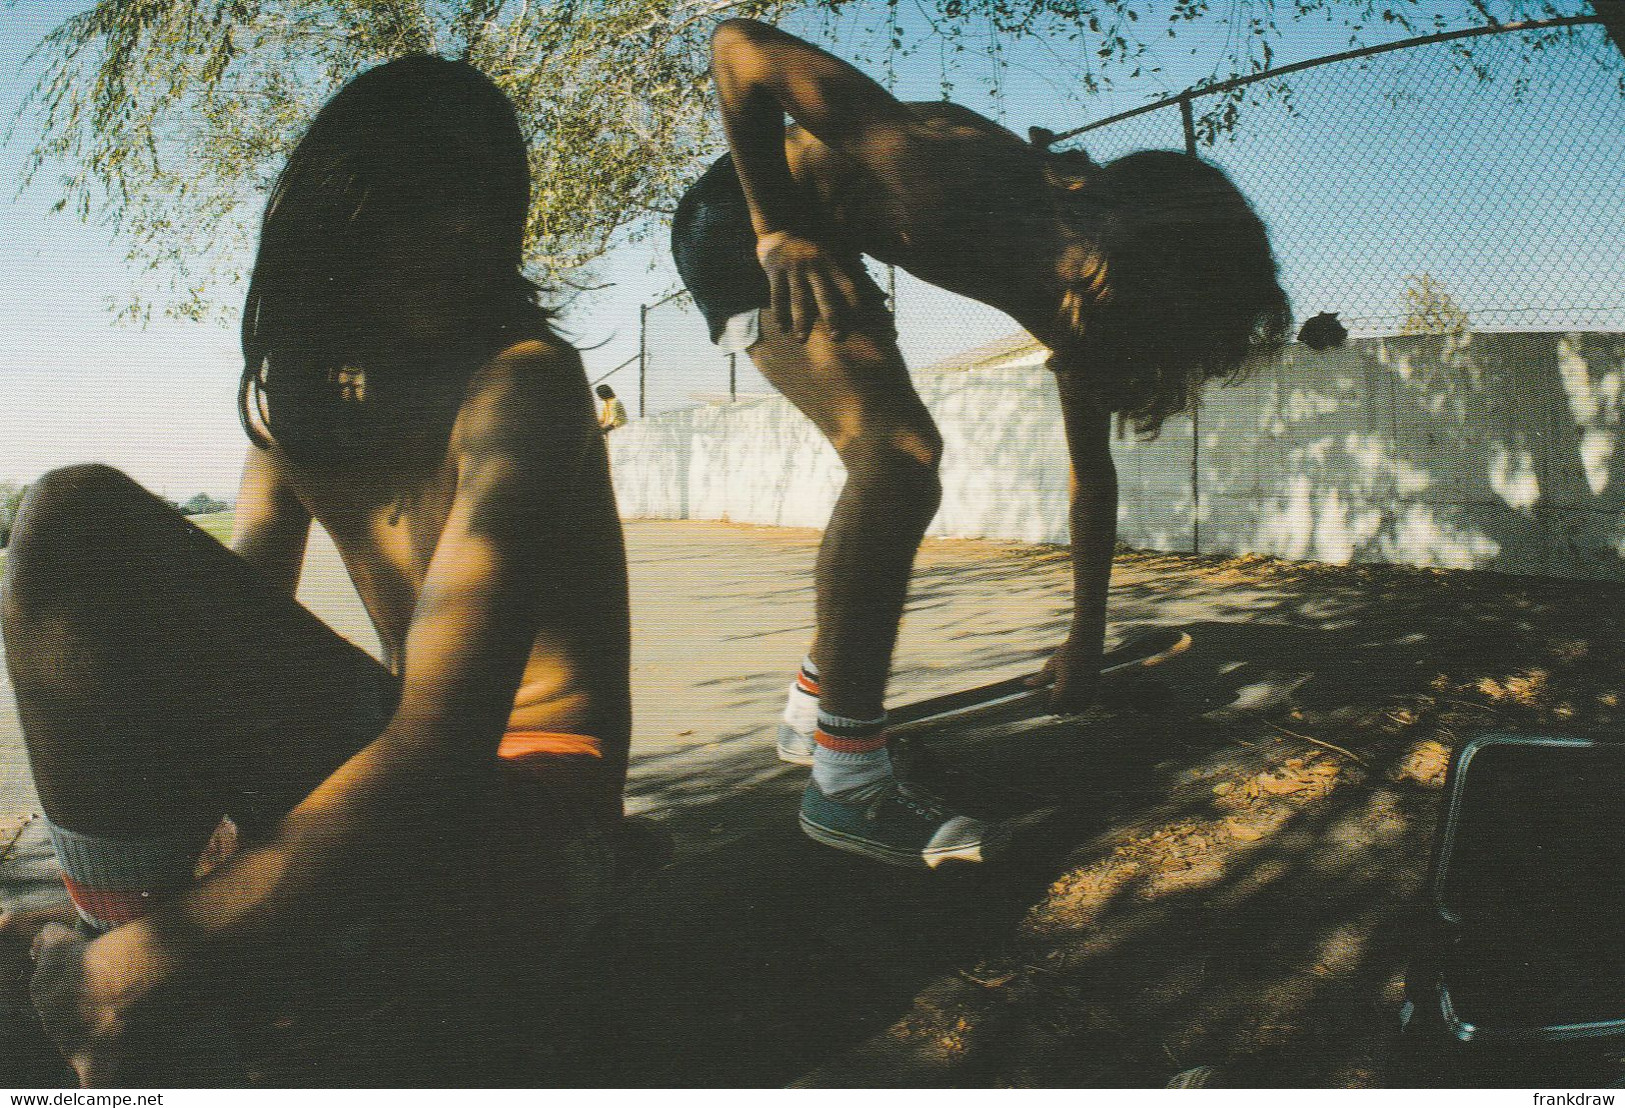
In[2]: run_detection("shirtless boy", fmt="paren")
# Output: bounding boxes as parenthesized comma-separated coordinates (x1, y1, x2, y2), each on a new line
(674, 20, 1290, 867)
(0, 55, 629, 1084)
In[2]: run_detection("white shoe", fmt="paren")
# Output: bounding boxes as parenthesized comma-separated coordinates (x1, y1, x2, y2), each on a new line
(778, 677, 820, 765)
(775, 722, 817, 766)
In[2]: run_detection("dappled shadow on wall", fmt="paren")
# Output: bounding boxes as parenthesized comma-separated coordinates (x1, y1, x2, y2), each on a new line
(1201, 332, 1625, 580)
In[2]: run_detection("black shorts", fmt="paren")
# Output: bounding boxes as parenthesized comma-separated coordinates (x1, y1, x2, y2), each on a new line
(670, 153, 891, 343)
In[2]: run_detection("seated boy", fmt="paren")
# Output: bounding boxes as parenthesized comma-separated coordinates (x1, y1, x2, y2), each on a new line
(0, 55, 630, 1085)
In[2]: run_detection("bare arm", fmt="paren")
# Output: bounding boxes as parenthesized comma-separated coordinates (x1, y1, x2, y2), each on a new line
(710, 18, 914, 236)
(230, 446, 311, 596)
(709, 18, 915, 337)
(1044, 367, 1118, 711)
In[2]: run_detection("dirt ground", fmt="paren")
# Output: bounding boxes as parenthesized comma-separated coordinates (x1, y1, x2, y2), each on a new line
(6, 520, 1625, 1088)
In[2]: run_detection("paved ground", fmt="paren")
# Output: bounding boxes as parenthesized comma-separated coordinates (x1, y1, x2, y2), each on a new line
(7, 518, 1625, 1087)
(0, 518, 1072, 821)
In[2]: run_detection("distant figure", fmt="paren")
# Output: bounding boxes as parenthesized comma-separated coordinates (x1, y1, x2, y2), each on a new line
(596, 384, 628, 432)
(2, 55, 630, 1085)
(1297, 311, 1349, 351)
(672, 20, 1289, 869)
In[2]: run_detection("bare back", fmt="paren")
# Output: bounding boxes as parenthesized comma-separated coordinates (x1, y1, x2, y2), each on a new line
(238, 333, 631, 769)
(783, 101, 1063, 323)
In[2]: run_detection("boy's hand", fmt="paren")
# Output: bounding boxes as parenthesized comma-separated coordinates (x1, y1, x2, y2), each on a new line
(1026, 639, 1102, 714)
(29, 921, 209, 1087)
(29, 924, 119, 1085)
(756, 230, 860, 341)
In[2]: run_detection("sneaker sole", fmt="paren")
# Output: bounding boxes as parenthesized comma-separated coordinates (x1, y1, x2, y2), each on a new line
(797, 812, 1007, 869)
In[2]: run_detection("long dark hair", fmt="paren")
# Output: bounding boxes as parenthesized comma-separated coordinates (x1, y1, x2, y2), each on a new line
(1045, 147, 1291, 437)
(240, 54, 546, 465)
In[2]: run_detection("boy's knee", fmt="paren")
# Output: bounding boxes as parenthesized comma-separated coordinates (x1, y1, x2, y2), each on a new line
(837, 426, 944, 520)
(4, 465, 142, 606)
(16, 465, 138, 533)
(890, 425, 943, 472)
(839, 424, 943, 478)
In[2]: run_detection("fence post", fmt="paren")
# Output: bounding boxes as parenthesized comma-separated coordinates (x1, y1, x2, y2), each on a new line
(1180, 94, 1201, 554)
(638, 302, 648, 418)
(729, 352, 737, 401)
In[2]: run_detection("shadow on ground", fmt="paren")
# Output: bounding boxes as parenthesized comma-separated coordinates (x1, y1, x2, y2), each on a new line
(8, 538, 1625, 1087)
(551, 549, 1625, 1088)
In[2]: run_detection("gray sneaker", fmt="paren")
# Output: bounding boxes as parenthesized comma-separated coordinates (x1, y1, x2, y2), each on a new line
(798, 782, 1008, 868)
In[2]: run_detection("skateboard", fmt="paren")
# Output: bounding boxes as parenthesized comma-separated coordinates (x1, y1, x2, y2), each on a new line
(888, 628, 1194, 739)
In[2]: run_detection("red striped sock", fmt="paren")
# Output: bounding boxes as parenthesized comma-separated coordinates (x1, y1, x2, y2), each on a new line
(58, 877, 157, 931)
(46, 819, 210, 934)
(813, 712, 888, 754)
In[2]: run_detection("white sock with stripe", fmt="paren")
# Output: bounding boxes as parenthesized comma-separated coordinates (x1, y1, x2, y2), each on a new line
(811, 709, 892, 801)
(781, 655, 820, 737)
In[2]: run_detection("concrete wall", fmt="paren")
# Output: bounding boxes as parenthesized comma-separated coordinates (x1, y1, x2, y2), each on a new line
(608, 332, 1625, 581)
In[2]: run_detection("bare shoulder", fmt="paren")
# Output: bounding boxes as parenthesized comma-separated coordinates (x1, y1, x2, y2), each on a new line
(451, 333, 594, 456)
(482, 331, 588, 397)
(902, 101, 1029, 150)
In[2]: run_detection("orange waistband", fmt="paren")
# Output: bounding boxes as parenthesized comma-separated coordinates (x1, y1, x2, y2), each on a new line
(497, 730, 604, 761)
(496, 730, 617, 822)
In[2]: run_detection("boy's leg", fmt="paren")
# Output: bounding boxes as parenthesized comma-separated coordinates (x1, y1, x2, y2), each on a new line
(747, 310, 943, 723)
(746, 314, 1005, 867)
(1, 464, 394, 932)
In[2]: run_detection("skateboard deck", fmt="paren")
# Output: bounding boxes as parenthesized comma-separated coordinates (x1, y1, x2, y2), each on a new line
(889, 628, 1193, 738)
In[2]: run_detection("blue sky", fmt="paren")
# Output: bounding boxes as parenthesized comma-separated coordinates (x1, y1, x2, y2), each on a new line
(0, 2, 1618, 498)
(0, 3, 245, 499)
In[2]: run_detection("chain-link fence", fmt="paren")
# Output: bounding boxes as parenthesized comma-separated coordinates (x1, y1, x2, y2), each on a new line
(619, 16, 1623, 418)
(631, 291, 764, 416)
